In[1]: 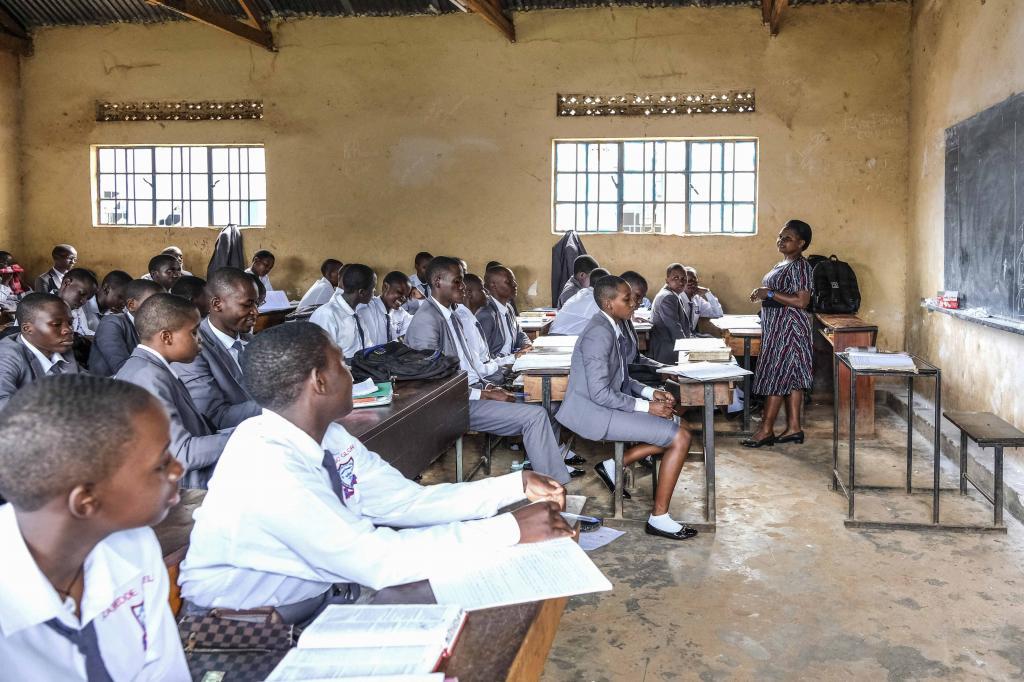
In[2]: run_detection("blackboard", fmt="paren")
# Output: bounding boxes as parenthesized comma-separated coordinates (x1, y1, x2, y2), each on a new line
(944, 91, 1024, 319)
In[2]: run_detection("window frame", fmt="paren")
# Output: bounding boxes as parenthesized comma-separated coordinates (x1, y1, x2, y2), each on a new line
(550, 137, 759, 236)
(90, 144, 267, 229)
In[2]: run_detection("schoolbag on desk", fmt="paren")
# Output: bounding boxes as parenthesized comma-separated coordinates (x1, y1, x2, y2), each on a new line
(349, 341, 461, 383)
(810, 254, 861, 314)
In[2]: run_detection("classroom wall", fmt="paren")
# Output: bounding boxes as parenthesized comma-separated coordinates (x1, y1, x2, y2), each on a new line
(0, 51, 21, 253)
(18, 3, 910, 346)
(907, 0, 1024, 423)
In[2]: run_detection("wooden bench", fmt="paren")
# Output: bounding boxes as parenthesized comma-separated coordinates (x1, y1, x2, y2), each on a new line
(816, 313, 878, 435)
(943, 411, 1024, 527)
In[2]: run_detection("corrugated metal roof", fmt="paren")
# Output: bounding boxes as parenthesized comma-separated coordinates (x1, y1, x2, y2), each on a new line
(0, 0, 906, 29)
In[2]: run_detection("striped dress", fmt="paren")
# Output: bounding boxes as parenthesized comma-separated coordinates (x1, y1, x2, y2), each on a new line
(752, 257, 814, 396)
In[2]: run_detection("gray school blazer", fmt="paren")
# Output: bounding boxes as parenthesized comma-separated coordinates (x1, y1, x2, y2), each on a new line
(648, 286, 692, 364)
(476, 297, 529, 356)
(555, 313, 647, 441)
(116, 348, 230, 489)
(0, 335, 81, 410)
(173, 318, 261, 430)
(405, 297, 460, 361)
(88, 312, 139, 377)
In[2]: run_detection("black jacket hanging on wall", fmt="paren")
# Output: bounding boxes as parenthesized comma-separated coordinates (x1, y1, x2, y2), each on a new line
(207, 224, 246, 280)
(550, 231, 588, 308)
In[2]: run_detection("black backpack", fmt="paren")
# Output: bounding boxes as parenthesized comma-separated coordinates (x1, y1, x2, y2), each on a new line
(810, 254, 861, 314)
(349, 341, 461, 383)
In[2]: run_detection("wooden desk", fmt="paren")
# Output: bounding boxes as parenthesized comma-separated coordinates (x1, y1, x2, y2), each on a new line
(708, 316, 761, 435)
(338, 371, 470, 479)
(370, 580, 566, 682)
(154, 488, 207, 616)
(254, 305, 297, 333)
(519, 317, 553, 341)
(816, 313, 878, 436)
(634, 322, 651, 351)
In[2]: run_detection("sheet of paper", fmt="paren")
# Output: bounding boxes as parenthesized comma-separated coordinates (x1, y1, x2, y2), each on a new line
(565, 494, 587, 516)
(579, 526, 625, 552)
(632, 322, 653, 331)
(512, 353, 572, 371)
(658, 361, 752, 381)
(532, 335, 578, 349)
(847, 351, 918, 372)
(352, 377, 378, 397)
(297, 605, 464, 650)
(709, 314, 762, 331)
(265, 646, 439, 681)
(673, 337, 729, 352)
(429, 537, 613, 611)
(258, 289, 292, 312)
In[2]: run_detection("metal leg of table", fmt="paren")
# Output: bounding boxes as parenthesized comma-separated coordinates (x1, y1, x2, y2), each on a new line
(959, 431, 969, 495)
(907, 378, 914, 494)
(455, 436, 464, 482)
(704, 382, 716, 525)
(613, 441, 625, 521)
(932, 372, 941, 524)
(995, 446, 1004, 526)
(848, 365, 857, 520)
(832, 352, 840, 491)
(742, 337, 752, 433)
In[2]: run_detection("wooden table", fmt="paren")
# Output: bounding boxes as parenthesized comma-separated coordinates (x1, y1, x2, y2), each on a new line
(254, 305, 297, 333)
(634, 321, 651, 351)
(708, 315, 762, 434)
(370, 581, 566, 682)
(815, 313, 878, 436)
(518, 317, 553, 341)
(943, 411, 1024, 528)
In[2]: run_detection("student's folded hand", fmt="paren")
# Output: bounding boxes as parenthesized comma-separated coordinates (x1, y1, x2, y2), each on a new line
(515, 346, 533, 357)
(652, 389, 676, 406)
(522, 470, 566, 509)
(512, 500, 575, 543)
(649, 400, 675, 419)
(482, 387, 515, 402)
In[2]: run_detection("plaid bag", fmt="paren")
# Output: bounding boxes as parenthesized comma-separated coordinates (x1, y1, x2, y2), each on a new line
(178, 608, 297, 681)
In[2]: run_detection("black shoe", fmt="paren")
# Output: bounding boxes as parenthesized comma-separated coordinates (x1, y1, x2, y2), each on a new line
(740, 434, 776, 448)
(564, 454, 586, 466)
(594, 464, 631, 499)
(522, 461, 533, 471)
(568, 467, 586, 479)
(776, 431, 805, 444)
(637, 456, 655, 470)
(645, 522, 698, 540)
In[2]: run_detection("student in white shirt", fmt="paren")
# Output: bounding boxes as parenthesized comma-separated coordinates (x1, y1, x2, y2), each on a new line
(297, 258, 343, 311)
(179, 322, 572, 623)
(549, 268, 610, 335)
(401, 251, 433, 314)
(679, 266, 724, 334)
(355, 270, 412, 347)
(0, 374, 189, 681)
(33, 243, 77, 295)
(310, 263, 375, 357)
(245, 250, 276, 292)
(143, 254, 183, 293)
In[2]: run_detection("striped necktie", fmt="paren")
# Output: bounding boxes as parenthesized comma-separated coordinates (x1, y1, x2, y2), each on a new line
(48, 359, 67, 375)
(45, 618, 113, 682)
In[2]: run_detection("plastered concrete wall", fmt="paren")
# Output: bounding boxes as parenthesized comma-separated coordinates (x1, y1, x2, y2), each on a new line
(907, 0, 1024, 423)
(0, 51, 21, 252)
(20, 4, 909, 347)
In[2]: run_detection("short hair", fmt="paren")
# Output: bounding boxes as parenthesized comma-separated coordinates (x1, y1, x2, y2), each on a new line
(414, 251, 434, 265)
(133, 293, 198, 339)
(426, 256, 462, 285)
(170, 275, 207, 301)
(16, 293, 65, 326)
(594, 275, 627, 307)
(52, 244, 75, 258)
(464, 273, 484, 288)
(683, 266, 698, 277)
(148, 254, 177, 273)
(124, 278, 164, 302)
(65, 268, 98, 288)
(101, 270, 133, 290)
(241, 322, 334, 410)
(666, 262, 686, 276)
(161, 246, 183, 257)
(341, 264, 375, 292)
(383, 271, 410, 288)
(784, 219, 813, 251)
(589, 267, 610, 281)
(320, 258, 343, 276)
(620, 270, 648, 289)
(0, 375, 158, 511)
(254, 249, 275, 261)
(207, 267, 257, 298)
(573, 255, 599, 275)
(485, 260, 502, 270)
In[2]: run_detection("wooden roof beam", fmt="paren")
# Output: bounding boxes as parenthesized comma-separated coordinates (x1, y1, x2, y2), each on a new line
(146, 0, 275, 51)
(237, 0, 269, 32)
(461, 0, 515, 43)
(765, 0, 787, 36)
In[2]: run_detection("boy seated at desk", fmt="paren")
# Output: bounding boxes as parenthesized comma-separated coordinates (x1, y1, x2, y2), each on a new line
(679, 266, 724, 336)
(298, 258, 343, 311)
(0, 293, 82, 410)
(0, 375, 189, 681)
(549, 268, 610, 335)
(478, 265, 532, 358)
(59, 268, 99, 338)
(82, 269, 132, 331)
(88, 279, 163, 377)
(144, 254, 182, 293)
(115, 294, 231, 489)
(0, 251, 28, 311)
(310, 263, 376, 357)
(355, 270, 412, 346)
(33, 243, 77, 295)
(170, 275, 210, 318)
(245, 250, 276, 292)
(556, 275, 697, 541)
(178, 323, 573, 624)
(649, 263, 693, 364)
(402, 251, 433, 314)
(143, 246, 193, 279)
(619, 271, 665, 380)
(558, 255, 600, 308)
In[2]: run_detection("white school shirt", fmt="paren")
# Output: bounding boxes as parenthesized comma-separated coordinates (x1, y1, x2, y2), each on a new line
(453, 304, 503, 378)
(0, 505, 189, 682)
(244, 268, 274, 292)
(550, 287, 600, 335)
(208, 320, 246, 369)
(309, 289, 363, 357)
(82, 297, 102, 332)
(179, 410, 524, 608)
(297, 277, 335, 310)
(401, 273, 427, 314)
(599, 311, 655, 412)
(71, 307, 93, 337)
(355, 296, 410, 347)
(427, 297, 484, 399)
(678, 291, 724, 332)
(0, 283, 15, 311)
(19, 335, 63, 373)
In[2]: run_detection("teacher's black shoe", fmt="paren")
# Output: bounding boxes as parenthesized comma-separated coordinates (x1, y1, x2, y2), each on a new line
(568, 467, 586, 479)
(740, 434, 776, 448)
(775, 431, 805, 445)
(564, 454, 586, 466)
(594, 464, 631, 499)
(645, 522, 698, 540)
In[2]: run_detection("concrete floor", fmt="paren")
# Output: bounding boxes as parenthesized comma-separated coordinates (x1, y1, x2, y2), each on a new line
(428, 400, 1024, 681)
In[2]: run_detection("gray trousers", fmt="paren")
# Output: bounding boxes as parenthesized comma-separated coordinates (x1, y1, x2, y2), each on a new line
(470, 400, 570, 484)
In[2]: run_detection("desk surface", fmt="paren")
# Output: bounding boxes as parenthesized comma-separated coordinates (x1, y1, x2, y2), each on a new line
(943, 411, 1024, 446)
(710, 314, 762, 331)
(339, 372, 467, 441)
(815, 313, 878, 333)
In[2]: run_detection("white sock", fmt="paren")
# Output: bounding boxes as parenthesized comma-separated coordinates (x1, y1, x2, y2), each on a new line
(648, 513, 683, 534)
(564, 449, 579, 462)
(565, 463, 575, 473)
(601, 458, 615, 479)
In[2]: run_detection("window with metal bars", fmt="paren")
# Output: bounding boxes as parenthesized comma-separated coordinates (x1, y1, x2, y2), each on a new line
(552, 139, 758, 235)
(93, 145, 266, 228)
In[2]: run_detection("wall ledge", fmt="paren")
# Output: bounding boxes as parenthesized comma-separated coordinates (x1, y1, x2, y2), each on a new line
(922, 302, 1024, 337)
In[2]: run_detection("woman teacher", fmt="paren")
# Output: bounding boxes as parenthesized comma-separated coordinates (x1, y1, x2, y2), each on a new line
(743, 219, 814, 448)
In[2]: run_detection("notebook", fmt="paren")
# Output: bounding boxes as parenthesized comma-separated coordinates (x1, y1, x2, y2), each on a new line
(352, 381, 394, 408)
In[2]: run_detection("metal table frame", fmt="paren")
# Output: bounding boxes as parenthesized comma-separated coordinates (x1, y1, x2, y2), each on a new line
(831, 352, 1004, 533)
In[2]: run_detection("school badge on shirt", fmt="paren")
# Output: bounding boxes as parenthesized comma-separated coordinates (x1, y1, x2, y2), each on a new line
(332, 447, 359, 500)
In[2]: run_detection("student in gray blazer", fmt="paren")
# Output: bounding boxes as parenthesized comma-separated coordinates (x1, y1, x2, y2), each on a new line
(557, 255, 600, 308)
(0, 294, 82, 410)
(115, 294, 230, 489)
(32, 244, 77, 295)
(88, 279, 164, 376)
(556, 275, 697, 541)
(477, 266, 531, 358)
(405, 257, 574, 485)
(174, 268, 261, 429)
(619, 271, 665, 374)
(648, 263, 692, 364)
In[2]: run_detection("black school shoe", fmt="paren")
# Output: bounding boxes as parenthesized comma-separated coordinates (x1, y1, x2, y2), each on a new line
(594, 463, 631, 499)
(564, 454, 586, 466)
(645, 522, 699, 540)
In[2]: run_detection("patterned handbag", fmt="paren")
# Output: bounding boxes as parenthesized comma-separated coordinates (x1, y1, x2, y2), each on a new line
(177, 608, 298, 681)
